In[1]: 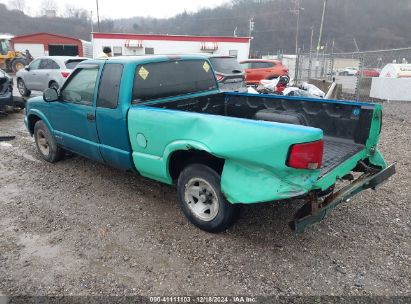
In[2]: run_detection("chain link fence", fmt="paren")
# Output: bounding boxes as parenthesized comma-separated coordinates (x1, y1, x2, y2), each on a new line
(294, 47, 411, 101)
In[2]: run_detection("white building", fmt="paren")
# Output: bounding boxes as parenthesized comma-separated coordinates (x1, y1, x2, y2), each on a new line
(92, 33, 250, 61)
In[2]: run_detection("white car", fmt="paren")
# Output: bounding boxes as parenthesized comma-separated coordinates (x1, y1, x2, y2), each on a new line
(338, 67, 358, 76)
(16, 56, 88, 97)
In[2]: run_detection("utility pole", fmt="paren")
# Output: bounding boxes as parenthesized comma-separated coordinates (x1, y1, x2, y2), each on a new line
(353, 37, 360, 52)
(90, 10, 94, 41)
(249, 17, 254, 38)
(96, 0, 101, 32)
(308, 26, 314, 79)
(292, 0, 304, 56)
(316, 0, 328, 58)
(248, 17, 254, 58)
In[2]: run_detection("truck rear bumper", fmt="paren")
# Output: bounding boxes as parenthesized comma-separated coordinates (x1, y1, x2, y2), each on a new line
(290, 163, 396, 232)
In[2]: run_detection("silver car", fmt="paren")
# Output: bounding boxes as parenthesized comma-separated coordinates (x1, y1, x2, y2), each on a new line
(16, 56, 88, 97)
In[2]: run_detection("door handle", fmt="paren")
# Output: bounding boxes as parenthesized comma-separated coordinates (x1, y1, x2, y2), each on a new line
(86, 113, 95, 121)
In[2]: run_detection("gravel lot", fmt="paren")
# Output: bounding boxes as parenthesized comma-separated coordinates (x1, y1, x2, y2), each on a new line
(0, 100, 410, 298)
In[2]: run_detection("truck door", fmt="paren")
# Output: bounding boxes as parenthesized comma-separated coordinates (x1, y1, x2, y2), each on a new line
(95, 63, 133, 170)
(48, 64, 102, 161)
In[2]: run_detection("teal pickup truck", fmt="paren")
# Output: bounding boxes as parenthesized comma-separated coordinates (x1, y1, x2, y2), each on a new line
(24, 55, 395, 233)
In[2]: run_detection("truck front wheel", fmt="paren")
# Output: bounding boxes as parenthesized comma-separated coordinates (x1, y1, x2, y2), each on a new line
(177, 164, 240, 233)
(34, 120, 64, 163)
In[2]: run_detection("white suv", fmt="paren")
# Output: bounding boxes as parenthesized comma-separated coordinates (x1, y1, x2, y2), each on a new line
(16, 56, 87, 97)
(338, 67, 358, 76)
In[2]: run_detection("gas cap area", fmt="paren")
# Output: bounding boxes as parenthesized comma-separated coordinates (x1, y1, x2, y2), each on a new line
(136, 133, 147, 148)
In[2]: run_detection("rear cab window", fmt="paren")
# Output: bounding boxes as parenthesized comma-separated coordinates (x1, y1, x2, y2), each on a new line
(132, 59, 217, 103)
(209, 57, 243, 75)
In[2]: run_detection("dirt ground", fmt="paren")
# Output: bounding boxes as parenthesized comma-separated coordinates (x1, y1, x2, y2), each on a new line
(0, 101, 410, 298)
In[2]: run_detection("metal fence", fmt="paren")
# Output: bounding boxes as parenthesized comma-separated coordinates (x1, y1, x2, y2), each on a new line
(294, 47, 411, 101)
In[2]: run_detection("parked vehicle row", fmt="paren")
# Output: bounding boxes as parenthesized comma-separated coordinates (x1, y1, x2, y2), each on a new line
(14, 54, 293, 97)
(337, 67, 380, 77)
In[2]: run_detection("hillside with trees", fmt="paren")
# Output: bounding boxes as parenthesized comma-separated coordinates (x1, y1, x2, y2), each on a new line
(1, 0, 411, 55)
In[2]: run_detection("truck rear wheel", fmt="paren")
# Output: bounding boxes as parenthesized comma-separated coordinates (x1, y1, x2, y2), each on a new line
(177, 164, 240, 233)
(34, 120, 64, 163)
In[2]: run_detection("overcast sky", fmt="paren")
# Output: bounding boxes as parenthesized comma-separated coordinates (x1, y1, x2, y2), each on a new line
(1, 0, 231, 19)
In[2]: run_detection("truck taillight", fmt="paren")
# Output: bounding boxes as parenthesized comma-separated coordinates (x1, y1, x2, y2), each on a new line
(287, 140, 324, 170)
(61, 71, 70, 78)
(216, 74, 224, 82)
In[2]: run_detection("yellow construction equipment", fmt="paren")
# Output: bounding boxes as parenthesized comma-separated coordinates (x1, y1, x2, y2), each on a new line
(0, 34, 33, 73)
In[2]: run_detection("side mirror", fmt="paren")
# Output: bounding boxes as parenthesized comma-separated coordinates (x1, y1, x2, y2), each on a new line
(43, 88, 59, 102)
(24, 65, 30, 71)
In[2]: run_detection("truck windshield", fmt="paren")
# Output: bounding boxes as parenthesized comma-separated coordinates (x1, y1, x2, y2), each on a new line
(132, 59, 217, 103)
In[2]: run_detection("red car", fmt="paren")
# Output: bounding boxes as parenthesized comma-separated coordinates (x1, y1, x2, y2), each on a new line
(357, 68, 380, 77)
(239, 59, 289, 85)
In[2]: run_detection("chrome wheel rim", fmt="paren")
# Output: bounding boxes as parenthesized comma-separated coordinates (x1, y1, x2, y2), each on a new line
(184, 178, 219, 222)
(36, 129, 50, 156)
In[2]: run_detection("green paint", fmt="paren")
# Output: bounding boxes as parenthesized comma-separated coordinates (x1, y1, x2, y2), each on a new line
(127, 96, 387, 204)
(128, 106, 323, 202)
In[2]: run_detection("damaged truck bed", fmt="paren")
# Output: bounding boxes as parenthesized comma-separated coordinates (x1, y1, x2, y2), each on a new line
(24, 55, 395, 233)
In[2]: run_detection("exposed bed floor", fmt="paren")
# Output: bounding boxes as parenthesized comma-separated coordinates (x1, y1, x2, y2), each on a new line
(321, 137, 365, 176)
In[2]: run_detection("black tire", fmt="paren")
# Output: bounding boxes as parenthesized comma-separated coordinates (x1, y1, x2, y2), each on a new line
(17, 78, 31, 97)
(34, 120, 64, 163)
(177, 164, 240, 233)
(49, 81, 59, 90)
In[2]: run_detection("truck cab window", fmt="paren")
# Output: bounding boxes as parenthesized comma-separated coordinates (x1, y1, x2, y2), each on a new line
(97, 64, 123, 109)
(132, 60, 217, 103)
(61, 68, 99, 105)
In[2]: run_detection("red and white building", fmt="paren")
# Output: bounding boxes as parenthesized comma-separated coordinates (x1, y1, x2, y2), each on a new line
(11, 33, 92, 58)
(92, 33, 250, 60)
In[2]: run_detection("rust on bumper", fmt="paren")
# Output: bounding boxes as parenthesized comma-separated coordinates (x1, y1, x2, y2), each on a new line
(290, 163, 396, 232)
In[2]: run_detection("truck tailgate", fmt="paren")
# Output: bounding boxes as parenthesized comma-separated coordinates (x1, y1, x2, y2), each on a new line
(321, 137, 365, 176)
